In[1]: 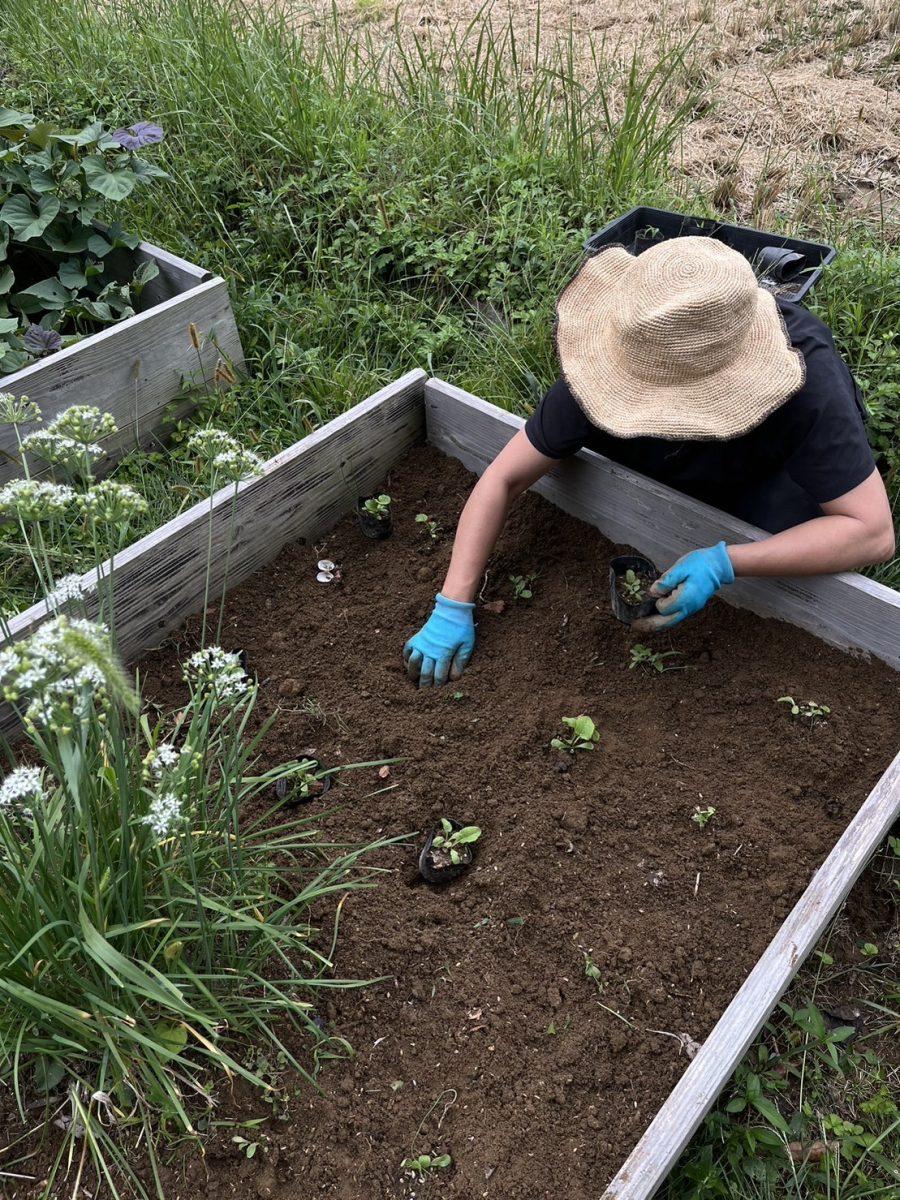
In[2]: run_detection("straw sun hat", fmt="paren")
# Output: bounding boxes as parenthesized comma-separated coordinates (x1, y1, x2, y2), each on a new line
(555, 236, 805, 440)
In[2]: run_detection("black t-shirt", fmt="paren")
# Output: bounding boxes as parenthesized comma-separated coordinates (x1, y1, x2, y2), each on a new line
(524, 301, 875, 533)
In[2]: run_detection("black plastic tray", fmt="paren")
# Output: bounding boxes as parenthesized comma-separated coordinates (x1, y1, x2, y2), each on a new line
(584, 206, 835, 302)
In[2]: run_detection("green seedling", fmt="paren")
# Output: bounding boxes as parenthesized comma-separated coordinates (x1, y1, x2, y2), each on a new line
(430, 818, 481, 868)
(629, 643, 684, 673)
(551, 714, 600, 755)
(584, 953, 604, 992)
(402, 1152, 452, 1177)
(415, 512, 440, 540)
(620, 568, 646, 602)
(778, 696, 831, 724)
(361, 493, 391, 519)
(692, 805, 716, 829)
(510, 572, 537, 601)
(231, 1135, 259, 1159)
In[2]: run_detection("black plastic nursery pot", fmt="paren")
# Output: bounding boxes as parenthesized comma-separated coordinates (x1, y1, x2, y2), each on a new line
(355, 497, 393, 540)
(584, 206, 836, 302)
(610, 554, 659, 625)
(275, 760, 333, 806)
(419, 818, 477, 885)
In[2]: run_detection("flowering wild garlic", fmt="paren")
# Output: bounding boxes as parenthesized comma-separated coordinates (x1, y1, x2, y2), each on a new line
(49, 406, 118, 445)
(0, 392, 41, 426)
(187, 429, 263, 483)
(79, 481, 147, 524)
(0, 765, 44, 810)
(142, 791, 183, 839)
(46, 574, 86, 611)
(21, 429, 105, 471)
(183, 646, 249, 702)
(0, 615, 133, 733)
(0, 479, 76, 522)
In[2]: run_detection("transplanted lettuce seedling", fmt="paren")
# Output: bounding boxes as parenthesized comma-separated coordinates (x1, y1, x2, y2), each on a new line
(692, 805, 716, 829)
(415, 512, 441, 540)
(362, 493, 391, 519)
(778, 696, 831, 725)
(431, 818, 481, 867)
(402, 1152, 452, 1178)
(551, 715, 600, 755)
(629, 643, 684, 673)
(510, 572, 537, 601)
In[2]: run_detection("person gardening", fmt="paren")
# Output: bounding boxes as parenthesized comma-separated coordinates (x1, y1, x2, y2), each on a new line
(403, 236, 895, 687)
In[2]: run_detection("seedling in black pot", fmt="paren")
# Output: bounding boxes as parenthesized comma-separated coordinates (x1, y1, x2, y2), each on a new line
(419, 817, 481, 884)
(356, 493, 393, 540)
(274, 758, 333, 806)
(610, 555, 659, 624)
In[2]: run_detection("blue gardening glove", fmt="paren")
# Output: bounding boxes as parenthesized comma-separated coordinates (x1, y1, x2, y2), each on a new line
(633, 541, 734, 633)
(403, 593, 476, 688)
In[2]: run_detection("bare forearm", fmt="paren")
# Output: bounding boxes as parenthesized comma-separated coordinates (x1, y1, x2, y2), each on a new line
(728, 514, 894, 577)
(441, 472, 516, 602)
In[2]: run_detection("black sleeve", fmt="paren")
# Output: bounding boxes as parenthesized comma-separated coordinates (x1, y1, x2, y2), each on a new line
(524, 376, 594, 460)
(781, 340, 875, 505)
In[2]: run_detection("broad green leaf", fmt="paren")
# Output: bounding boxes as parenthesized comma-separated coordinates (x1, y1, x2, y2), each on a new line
(132, 259, 159, 292)
(750, 1094, 789, 1134)
(33, 1058, 65, 1094)
(87, 232, 113, 257)
(573, 715, 596, 741)
(58, 258, 88, 290)
(0, 266, 14, 296)
(0, 348, 30, 373)
(454, 825, 481, 844)
(0, 193, 61, 241)
(0, 108, 33, 131)
(14, 277, 72, 310)
(0, 316, 18, 334)
(152, 1020, 188, 1062)
(82, 155, 137, 201)
(43, 226, 91, 254)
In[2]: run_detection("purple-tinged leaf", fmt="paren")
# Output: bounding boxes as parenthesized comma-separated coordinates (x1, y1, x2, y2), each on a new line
(23, 324, 62, 355)
(111, 121, 164, 151)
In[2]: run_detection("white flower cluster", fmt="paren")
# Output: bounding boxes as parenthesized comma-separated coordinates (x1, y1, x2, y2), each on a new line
(182, 645, 249, 702)
(79, 480, 147, 525)
(187, 428, 264, 483)
(0, 616, 112, 734)
(0, 479, 76, 522)
(46, 574, 86, 612)
(20, 405, 118, 472)
(0, 392, 41, 427)
(142, 791, 183, 839)
(0, 765, 44, 810)
(21, 429, 104, 471)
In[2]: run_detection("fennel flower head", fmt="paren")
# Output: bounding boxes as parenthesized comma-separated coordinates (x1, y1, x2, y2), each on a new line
(0, 615, 134, 735)
(183, 646, 249, 703)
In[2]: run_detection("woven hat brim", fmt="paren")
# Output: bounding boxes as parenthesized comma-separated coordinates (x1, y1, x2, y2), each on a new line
(555, 246, 806, 441)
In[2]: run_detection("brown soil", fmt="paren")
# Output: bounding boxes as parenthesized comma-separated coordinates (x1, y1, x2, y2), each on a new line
(290, 0, 900, 234)
(119, 445, 900, 1199)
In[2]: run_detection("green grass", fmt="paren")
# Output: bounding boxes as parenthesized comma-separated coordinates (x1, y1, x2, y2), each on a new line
(0, 1, 898, 1194)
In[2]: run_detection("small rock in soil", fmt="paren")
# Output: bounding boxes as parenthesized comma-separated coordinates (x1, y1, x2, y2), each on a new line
(482, 599, 506, 614)
(277, 677, 302, 697)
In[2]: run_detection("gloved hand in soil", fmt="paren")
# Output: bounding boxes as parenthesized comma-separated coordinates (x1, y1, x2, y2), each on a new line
(403, 593, 476, 687)
(633, 541, 735, 632)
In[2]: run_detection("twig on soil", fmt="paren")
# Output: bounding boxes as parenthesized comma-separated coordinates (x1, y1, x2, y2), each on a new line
(694, 871, 701, 896)
(596, 1001, 636, 1028)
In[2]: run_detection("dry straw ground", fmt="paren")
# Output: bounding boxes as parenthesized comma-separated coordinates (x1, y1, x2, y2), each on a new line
(296, 0, 900, 234)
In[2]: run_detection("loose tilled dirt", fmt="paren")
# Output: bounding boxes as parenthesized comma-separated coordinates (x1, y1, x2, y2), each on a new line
(132, 447, 900, 1199)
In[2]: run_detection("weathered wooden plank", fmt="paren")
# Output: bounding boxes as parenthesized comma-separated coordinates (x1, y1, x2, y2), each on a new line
(0, 369, 427, 739)
(0, 276, 244, 482)
(425, 378, 900, 669)
(602, 749, 900, 1200)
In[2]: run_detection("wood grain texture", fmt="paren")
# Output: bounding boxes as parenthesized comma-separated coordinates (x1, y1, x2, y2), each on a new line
(0, 369, 427, 738)
(425, 378, 900, 669)
(602, 749, 900, 1200)
(0, 275, 244, 482)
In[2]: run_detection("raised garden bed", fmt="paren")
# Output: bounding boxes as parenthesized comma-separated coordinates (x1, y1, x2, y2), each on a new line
(2, 371, 899, 1197)
(0, 239, 244, 482)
